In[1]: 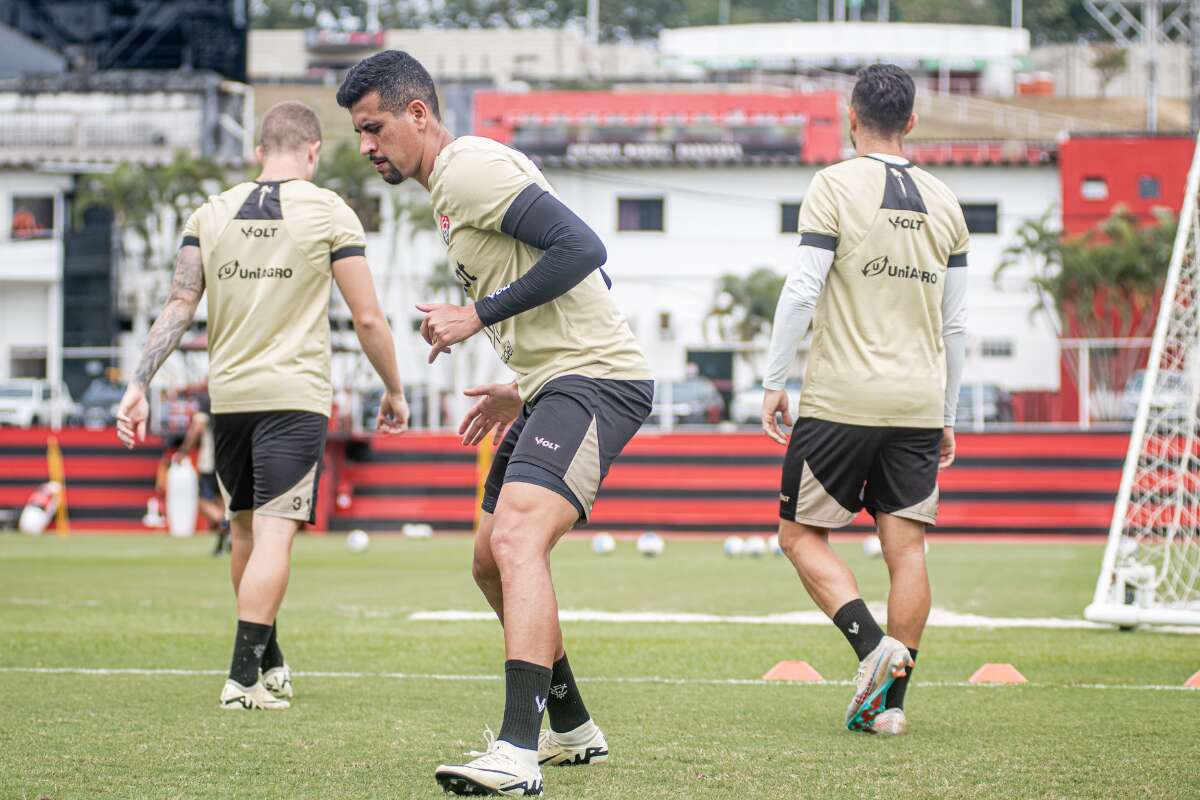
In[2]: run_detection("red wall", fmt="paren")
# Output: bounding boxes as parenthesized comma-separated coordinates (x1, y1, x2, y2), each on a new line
(1060, 134, 1194, 236)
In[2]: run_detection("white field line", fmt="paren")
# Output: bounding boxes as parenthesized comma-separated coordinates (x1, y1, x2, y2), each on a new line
(0, 666, 1193, 692)
(408, 607, 1200, 635)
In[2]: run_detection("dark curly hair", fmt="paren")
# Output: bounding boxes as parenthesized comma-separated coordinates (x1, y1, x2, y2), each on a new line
(336, 50, 440, 120)
(851, 64, 916, 137)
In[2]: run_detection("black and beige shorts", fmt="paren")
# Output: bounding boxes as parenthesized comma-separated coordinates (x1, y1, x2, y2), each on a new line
(483, 375, 654, 524)
(211, 410, 327, 524)
(779, 417, 942, 528)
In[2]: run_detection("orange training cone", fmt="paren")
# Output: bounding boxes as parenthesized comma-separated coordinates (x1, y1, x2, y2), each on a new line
(763, 660, 824, 682)
(1185, 670, 1200, 688)
(969, 663, 1027, 684)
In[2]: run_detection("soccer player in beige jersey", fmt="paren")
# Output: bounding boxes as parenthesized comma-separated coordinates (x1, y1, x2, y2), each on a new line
(761, 65, 968, 736)
(338, 51, 652, 796)
(115, 101, 409, 711)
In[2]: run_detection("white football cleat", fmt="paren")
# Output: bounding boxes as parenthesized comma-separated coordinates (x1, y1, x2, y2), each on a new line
(219, 679, 290, 710)
(869, 707, 908, 735)
(262, 664, 294, 700)
(845, 636, 912, 732)
(538, 720, 609, 766)
(436, 731, 544, 796)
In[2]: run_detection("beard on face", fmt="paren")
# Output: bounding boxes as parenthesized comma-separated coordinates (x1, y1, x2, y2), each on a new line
(372, 157, 405, 185)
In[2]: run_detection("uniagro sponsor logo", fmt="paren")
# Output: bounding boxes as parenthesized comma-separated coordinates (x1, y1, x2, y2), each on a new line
(861, 255, 938, 285)
(216, 259, 293, 280)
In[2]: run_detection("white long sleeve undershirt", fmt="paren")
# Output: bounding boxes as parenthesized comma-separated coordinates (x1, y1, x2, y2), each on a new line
(762, 245, 833, 392)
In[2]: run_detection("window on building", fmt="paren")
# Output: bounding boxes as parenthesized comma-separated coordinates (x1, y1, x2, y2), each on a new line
(780, 201, 803, 234)
(617, 198, 664, 232)
(961, 202, 999, 234)
(1081, 177, 1109, 201)
(10, 196, 55, 240)
(10, 347, 46, 378)
(1138, 175, 1161, 200)
(980, 339, 1014, 358)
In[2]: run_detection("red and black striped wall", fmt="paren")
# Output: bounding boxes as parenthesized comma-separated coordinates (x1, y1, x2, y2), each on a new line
(0, 428, 162, 530)
(333, 431, 1128, 536)
(0, 429, 1127, 536)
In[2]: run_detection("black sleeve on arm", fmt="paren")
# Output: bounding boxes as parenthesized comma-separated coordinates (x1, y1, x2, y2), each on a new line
(473, 185, 608, 326)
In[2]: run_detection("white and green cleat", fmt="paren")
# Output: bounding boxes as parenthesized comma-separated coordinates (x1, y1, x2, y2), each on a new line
(262, 664, 294, 700)
(869, 707, 908, 736)
(845, 636, 912, 733)
(219, 679, 290, 710)
(538, 720, 609, 767)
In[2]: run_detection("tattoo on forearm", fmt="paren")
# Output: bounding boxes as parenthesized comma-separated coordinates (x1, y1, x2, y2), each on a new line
(133, 246, 205, 388)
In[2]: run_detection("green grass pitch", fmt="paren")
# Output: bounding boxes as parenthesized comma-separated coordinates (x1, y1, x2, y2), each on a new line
(2, 533, 1198, 799)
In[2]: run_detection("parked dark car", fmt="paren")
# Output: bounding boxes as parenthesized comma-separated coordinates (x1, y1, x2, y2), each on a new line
(73, 379, 126, 429)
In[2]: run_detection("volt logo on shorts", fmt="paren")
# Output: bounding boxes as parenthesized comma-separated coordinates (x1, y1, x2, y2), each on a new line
(535, 437, 560, 451)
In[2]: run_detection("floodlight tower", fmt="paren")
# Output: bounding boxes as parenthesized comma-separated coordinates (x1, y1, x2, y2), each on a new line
(1084, 0, 1196, 132)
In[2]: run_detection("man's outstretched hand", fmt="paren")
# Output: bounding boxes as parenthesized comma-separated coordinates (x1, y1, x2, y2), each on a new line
(457, 382, 522, 446)
(416, 302, 484, 363)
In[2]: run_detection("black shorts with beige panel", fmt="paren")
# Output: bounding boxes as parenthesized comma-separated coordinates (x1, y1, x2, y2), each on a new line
(779, 417, 942, 528)
(212, 410, 328, 524)
(483, 375, 654, 524)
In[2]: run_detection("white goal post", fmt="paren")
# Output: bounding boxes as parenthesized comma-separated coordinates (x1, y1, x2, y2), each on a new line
(1084, 129, 1200, 628)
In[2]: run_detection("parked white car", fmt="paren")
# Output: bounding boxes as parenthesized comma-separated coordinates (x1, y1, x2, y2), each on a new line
(0, 379, 74, 428)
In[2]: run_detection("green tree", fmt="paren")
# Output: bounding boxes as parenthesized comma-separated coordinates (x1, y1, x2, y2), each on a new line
(705, 266, 785, 343)
(998, 207, 1175, 341)
(316, 140, 380, 230)
(75, 150, 225, 271)
(1092, 45, 1128, 98)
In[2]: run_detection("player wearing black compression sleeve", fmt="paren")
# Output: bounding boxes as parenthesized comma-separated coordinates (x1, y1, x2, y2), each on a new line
(339, 50, 651, 796)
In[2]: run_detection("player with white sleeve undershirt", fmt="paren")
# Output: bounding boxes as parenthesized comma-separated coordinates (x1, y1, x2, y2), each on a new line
(761, 64, 969, 737)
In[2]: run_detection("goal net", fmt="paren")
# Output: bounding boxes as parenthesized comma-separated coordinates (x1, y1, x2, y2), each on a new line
(1085, 131, 1200, 628)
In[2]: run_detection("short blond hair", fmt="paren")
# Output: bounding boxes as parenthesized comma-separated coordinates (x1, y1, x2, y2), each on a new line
(259, 101, 322, 154)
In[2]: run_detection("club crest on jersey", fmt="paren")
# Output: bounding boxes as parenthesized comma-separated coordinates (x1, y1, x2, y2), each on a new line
(439, 214, 451, 245)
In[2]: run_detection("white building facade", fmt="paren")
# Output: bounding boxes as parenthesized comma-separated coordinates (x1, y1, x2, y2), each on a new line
(0, 171, 71, 383)
(540, 160, 1062, 394)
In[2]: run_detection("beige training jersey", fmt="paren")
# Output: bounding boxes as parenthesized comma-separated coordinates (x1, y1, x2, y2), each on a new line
(182, 180, 366, 416)
(796, 156, 969, 428)
(428, 136, 650, 401)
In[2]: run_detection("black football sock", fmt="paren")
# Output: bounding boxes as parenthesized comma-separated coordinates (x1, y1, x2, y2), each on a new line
(260, 620, 285, 672)
(832, 599, 885, 661)
(498, 659, 552, 751)
(886, 648, 918, 710)
(228, 619, 272, 687)
(547, 653, 591, 733)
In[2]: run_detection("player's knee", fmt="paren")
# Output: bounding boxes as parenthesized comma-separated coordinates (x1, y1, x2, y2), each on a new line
(778, 521, 822, 559)
(489, 518, 542, 572)
(471, 552, 500, 589)
(882, 536, 926, 570)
